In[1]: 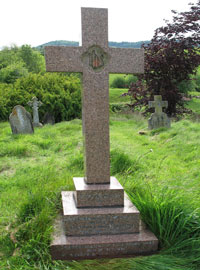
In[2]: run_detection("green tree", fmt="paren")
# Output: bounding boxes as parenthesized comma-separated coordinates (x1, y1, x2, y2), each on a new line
(0, 45, 20, 70)
(19, 45, 45, 73)
(0, 62, 28, 83)
(124, 1, 200, 115)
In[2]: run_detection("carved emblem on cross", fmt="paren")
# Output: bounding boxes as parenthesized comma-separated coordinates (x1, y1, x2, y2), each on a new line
(82, 45, 109, 71)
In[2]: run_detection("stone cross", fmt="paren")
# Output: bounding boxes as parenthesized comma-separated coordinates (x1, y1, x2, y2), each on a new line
(148, 95, 168, 114)
(45, 7, 158, 260)
(28, 97, 43, 127)
(148, 95, 171, 129)
(45, 7, 144, 184)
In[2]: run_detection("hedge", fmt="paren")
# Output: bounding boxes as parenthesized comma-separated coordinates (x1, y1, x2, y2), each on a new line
(0, 73, 81, 122)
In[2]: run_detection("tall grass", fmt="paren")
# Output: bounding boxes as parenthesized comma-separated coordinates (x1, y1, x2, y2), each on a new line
(1, 114, 200, 269)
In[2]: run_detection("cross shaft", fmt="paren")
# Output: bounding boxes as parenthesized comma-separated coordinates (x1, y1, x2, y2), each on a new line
(45, 7, 144, 184)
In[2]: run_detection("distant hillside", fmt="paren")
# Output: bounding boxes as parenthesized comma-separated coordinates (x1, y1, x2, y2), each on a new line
(36, 40, 150, 53)
(109, 41, 150, 48)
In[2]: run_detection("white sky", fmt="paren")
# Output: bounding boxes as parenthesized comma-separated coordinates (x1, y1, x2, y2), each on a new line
(0, 0, 193, 48)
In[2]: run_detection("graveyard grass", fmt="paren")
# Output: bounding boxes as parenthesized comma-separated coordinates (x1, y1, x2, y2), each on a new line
(1, 89, 200, 269)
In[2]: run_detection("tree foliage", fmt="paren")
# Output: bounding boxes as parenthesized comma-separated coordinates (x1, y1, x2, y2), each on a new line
(0, 44, 81, 123)
(19, 45, 45, 73)
(110, 75, 138, 88)
(0, 62, 28, 84)
(0, 73, 81, 122)
(0, 45, 45, 83)
(125, 1, 200, 116)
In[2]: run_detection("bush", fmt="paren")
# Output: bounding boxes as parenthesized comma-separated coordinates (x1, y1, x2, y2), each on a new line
(0, 63, 28, 84)
(125, 74, 138, 87)
(177, 78, 197, 94)
(110, 103, 127, 112)
(110, 75, 138, 89)
(194, 66, 200, 92)
(110, 76, 126, 88)
(0, 73, 81, 122)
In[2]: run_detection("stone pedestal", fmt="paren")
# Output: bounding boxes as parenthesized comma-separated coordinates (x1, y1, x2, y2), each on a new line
(46, 7, 158, 260)
(50, 178, 158, 260)
(148, 112, 171, 130)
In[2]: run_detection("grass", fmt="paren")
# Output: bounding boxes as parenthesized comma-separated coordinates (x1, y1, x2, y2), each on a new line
(1, 79, 200, 269)
(186, 98, 200, 114)
(1, 112, 200, 269)
(109, 88, 129, 103)
(109, 74, 134, 104)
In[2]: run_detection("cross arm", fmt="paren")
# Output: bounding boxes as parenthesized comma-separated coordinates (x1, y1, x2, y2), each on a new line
(45, 46, 83, 73)
(38, 101, 43, 107)
(108, 48, 144, 74)
(27, 101, 33, 107)
(148, 101, 155, 108)
(162, 101, 168, 107)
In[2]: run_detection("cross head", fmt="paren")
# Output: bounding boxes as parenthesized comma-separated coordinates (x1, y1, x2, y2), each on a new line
(45, 7, 144, 184)
(149, 95, 168, 114)
(28, 96, 43, 125)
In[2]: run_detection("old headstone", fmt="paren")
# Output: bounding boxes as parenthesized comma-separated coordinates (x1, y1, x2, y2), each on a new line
(27, 97, 43, 127)
(45, 7, 158, 260)
(9, 105, 34, 134)
(148, 95, 171, 130)
(43, 112, 55, 125)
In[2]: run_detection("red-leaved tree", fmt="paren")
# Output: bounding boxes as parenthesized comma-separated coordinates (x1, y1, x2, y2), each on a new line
(124, 0, 200, 116)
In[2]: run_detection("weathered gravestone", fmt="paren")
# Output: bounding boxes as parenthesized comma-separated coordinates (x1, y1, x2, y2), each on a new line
(43, 112, 55, 125)
(9, 105, 34, 134)
(45, 7, 158, 260)
(28, 97, 43, 127)
(148, 95, 171, 130)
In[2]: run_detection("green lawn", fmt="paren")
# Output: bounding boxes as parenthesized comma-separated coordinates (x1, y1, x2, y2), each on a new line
(109, 73, 131, 115)
(109, 88, 129, 103)
(186, 92, 200, 114)
(1, 111, 200, 269)
(109, 73, 130, 104)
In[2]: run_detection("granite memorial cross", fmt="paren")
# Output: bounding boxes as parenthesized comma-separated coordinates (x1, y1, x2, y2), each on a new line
(28, 96, 43, 127)
(148, 95, 171, 129)
(45, 7, 158, 260)
(45, 7, 143, 184)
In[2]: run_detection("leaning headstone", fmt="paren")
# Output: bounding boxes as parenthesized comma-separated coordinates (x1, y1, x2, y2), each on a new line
(148, 95, 171, 130)
(45, 7, 158, 260)
(9, 105, 34, 134)
(27, 97, 43, 127)
(43, 112, 55, 125)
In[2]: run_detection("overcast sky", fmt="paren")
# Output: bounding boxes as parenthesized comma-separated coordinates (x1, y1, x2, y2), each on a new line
(0, 0, 193, 48)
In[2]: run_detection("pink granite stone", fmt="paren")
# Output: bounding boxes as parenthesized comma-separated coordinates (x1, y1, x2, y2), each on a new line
(73, 177, 124, 207)
(45, 7, 144, 184)
(62, 191, 139, 236)
(50, 215, 158, 260)
(45, 7, 158, 260)
(82, 69, 110, 184)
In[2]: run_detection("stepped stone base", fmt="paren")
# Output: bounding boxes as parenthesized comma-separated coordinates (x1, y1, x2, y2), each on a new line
(50, 215, 158, 260)
(73, 177, 124, 208)
(50, 177, 158, 260)
(62, 191, 140, 236)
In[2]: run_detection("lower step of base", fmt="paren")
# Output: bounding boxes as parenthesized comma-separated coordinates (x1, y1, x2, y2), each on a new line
(50, 215, 158, 260)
